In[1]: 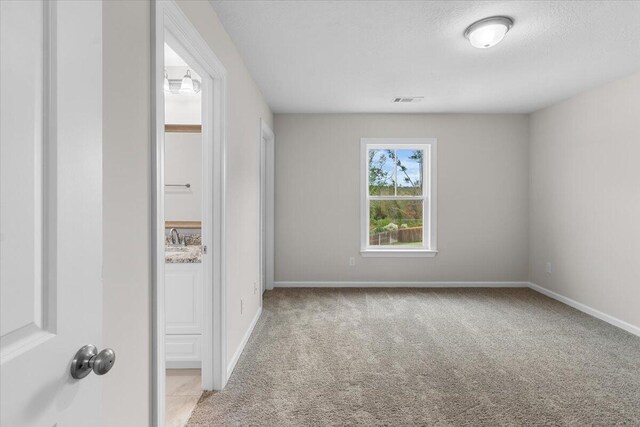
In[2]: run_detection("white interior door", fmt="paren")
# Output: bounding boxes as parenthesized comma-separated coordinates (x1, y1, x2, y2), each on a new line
(1, 1, 104, 425)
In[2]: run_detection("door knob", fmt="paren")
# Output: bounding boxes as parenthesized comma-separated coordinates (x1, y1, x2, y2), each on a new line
(70, 345, 116, 379)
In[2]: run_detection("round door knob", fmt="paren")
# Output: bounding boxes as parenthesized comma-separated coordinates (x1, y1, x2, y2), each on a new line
(70, 345, 116, 379)
(92, 348, 116, 375)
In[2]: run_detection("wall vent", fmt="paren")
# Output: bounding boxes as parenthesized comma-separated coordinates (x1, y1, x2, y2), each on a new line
(392, 96, 424, 103)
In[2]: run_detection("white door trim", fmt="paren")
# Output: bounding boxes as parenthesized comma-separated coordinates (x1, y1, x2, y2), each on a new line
(259, 119, 275, 293)
(152, 1, 228, 425)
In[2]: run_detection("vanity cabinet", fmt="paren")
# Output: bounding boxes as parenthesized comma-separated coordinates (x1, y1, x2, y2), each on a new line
(165, 262, 203, 368)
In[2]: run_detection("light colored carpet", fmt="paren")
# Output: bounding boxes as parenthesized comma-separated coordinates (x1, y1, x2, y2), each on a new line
(187, 288, 640, 426)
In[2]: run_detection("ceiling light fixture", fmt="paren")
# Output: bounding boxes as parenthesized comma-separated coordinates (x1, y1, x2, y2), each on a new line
(464, 16, 513, 49)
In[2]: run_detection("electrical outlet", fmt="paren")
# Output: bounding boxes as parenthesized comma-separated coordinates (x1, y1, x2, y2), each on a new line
(349, 257, 356, 267)
(240, 298, 244, 314)
(545, 262, 553, 274)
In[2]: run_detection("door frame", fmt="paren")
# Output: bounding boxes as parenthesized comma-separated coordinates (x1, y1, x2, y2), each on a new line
(259, 119, 275, 294)
(152, 1, 228, 425)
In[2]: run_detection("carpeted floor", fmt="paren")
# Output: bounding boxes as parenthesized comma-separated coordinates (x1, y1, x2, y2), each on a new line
(187, 288, 640, 426)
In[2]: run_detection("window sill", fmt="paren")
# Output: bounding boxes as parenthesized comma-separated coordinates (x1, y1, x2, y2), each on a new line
(360, 249, 438, 258)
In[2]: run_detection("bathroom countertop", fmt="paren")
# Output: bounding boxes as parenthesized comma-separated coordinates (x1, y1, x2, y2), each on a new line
(165, 245, 202, 263)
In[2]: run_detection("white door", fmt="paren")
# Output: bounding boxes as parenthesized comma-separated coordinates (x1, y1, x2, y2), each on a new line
(1, 1, 104, 426)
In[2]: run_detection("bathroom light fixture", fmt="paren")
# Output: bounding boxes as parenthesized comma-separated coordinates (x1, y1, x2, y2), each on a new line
(164, 69, 201, 96)
(464, 16, 513, 49)
(179, 70, 195, 95)
(163, 70, 171, 94)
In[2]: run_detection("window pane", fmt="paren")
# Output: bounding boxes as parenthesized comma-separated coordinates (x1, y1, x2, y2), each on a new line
(369, 200, 423, 247)
(368, 149, 395, 196)
(396, 149, 423, 196)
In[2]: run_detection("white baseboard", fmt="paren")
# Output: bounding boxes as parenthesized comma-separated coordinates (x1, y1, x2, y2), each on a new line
(274, 281, 529, 288)
(226, 307, 262, 379)
(528, 282, 640, 337)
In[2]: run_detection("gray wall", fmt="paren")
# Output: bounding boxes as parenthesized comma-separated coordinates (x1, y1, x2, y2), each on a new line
(274, 114, 530, 283)
(529, 71, 640, 328)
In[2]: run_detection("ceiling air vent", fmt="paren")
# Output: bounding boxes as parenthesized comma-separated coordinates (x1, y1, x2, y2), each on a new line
(392, 96, 424, 103)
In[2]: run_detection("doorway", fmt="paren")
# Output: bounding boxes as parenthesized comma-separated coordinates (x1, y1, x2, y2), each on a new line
(153, 1, 229, 426)
(163, 42, 204, 426)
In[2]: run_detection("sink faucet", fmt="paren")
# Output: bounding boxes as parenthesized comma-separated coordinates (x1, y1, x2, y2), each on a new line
(169, 228, 181, 245)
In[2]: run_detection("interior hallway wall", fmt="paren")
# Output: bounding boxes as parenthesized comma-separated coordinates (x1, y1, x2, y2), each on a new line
(102, 1, 151, 426)
(103, 2, 273, 425)
(529, 71, 640, 329)
(175, 0, 274, 369)
(274, 114, 530, 284)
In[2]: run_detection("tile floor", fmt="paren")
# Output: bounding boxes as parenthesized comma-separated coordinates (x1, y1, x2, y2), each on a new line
(166, 369, 202, 427)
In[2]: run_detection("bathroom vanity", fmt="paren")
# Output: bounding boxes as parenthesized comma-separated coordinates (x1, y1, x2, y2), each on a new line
(165, 236, 203, 368)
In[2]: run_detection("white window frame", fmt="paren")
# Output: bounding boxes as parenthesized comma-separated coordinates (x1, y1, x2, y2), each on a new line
(360, 138, 438, 257)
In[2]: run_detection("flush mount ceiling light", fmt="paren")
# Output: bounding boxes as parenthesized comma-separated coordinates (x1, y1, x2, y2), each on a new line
(464, 16, 514, 49)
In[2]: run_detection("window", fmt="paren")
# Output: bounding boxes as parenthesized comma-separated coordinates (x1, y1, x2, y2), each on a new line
(360, 138, 437, 257)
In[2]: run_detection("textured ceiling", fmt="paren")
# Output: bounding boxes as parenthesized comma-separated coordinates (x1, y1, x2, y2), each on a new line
(210, 1, 640, 113)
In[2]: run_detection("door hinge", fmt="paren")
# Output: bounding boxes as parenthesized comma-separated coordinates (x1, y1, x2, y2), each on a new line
(202, 245, 208, 254)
